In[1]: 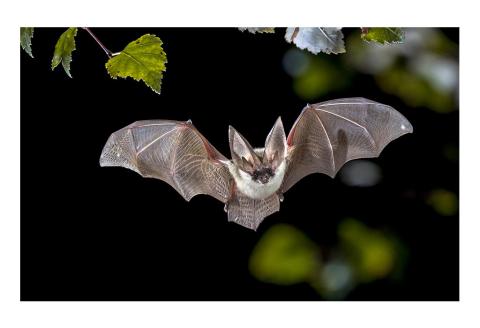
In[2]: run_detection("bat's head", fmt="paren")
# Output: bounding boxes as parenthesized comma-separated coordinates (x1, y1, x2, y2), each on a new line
(229, 117, 287, 185)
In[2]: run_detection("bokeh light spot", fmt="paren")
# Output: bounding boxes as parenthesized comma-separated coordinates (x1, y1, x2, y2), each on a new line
(249, 224, 318, 285)
(339, 160, 382, 187)
(339, 218, 396, 281)
(282, 48, 310, 77)
(427, 189, 458, 216)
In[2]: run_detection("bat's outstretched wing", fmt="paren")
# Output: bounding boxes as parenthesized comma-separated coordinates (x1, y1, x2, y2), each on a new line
(282, 98, 413, 193)
(100, 120, 232, 203)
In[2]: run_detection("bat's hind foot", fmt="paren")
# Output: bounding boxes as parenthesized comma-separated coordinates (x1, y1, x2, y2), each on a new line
(278, 193, 284, 202)
(224, 203, 229, 213)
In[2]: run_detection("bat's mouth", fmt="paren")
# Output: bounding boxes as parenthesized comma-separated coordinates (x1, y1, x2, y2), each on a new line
(259, 178, 270, 184)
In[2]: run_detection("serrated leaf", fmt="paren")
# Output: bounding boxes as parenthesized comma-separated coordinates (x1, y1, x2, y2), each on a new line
(239, 27, 275, 34)
(285, 27, 345, 55)
(51, 27, 78, 78)
(20, 27, 34, 58)
(361, 28, 405, 45)
(105, 34, 167, 94)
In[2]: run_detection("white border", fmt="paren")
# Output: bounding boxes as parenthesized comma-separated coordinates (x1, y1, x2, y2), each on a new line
(2, 1, 478, 327)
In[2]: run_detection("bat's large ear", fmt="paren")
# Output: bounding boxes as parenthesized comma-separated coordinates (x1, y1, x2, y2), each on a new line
(229, 126, 261, 172)
(263, 117, 287, 169)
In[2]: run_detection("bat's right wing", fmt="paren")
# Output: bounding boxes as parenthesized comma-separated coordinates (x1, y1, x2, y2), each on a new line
(282, 98, 413, 193)
(100, 120, 232, 203)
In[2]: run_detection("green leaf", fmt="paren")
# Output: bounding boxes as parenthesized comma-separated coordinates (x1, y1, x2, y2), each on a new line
(361, 28, 405, 45)
(105, 34, 167, 94)
(20, 27, 34, 58)
(239, 27, 275, 34)
(51, 27, 78, 78)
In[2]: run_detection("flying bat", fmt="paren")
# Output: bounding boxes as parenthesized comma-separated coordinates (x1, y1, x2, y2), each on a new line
(99, 98, 412, 230)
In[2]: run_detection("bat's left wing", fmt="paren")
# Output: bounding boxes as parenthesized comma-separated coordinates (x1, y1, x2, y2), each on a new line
(282, 98, 413, 193)
(100, 120, 232, 203)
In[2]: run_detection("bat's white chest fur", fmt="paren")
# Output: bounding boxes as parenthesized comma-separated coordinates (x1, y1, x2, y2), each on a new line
(226, 160, 286, 200)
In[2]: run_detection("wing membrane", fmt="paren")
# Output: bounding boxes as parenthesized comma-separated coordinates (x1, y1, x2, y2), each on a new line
(227, 193, 280, 230)
(100, 120, 232, 203)
(282, 98, 412, 192)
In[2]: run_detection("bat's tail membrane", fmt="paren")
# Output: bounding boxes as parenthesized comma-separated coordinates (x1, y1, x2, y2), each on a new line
(227, 193, 280, 231)
(99, 128, 141, 175)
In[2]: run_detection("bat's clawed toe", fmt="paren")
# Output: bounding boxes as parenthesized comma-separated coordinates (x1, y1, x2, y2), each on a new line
(278, 193, 284, 202)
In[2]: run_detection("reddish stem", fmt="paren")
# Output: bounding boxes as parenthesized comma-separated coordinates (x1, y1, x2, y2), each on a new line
(82, 27, 113, 58)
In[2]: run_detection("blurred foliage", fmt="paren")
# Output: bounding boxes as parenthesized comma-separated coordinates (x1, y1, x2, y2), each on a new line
(346, 28, 458, 113)
(338, 218, 396, 282)
(249, 224, 318, 285)
(284, 28, 458, 115)
(284, 50, 351, 100)
(376, 66, 455, 113)
(361, 28, 405, 44)
(250, 219, 405, 299)
(427, 189, 458, 216)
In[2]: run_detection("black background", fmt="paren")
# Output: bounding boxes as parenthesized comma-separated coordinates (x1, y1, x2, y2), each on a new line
(21, 28, 459, 300)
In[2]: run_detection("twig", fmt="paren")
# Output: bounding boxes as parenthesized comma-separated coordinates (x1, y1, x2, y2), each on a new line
(82, 27, 113, 58)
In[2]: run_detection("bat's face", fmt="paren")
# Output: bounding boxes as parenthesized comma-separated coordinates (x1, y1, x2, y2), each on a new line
(227, 118, 288, 199)
(251, 166, 275, 184)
